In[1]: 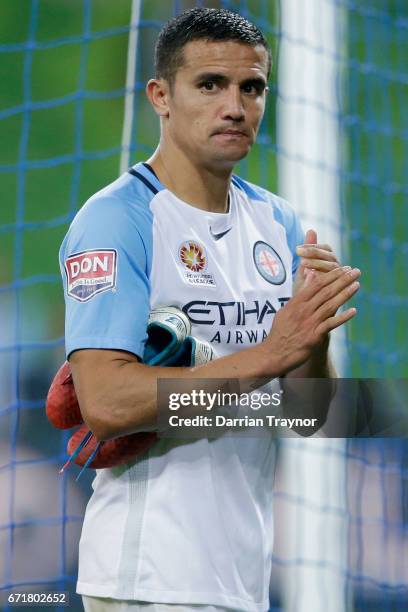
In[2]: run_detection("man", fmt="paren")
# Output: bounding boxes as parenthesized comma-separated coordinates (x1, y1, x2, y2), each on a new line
(60, 8, 360, 612)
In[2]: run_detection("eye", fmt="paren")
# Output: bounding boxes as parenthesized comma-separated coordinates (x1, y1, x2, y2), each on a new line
(201, 80, 216, 91)
(242, 83, 255, 94)
(241, 82, 265, 96)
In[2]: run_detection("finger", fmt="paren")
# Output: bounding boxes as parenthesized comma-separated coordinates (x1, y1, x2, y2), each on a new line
(298, 243, 333, 252)
(303, 268, 316, 287)
(317, 243, 333, 252)
(304, 229, 317, 245)
(301, 259, 340, 272)
(299, 266, 359, 304)
(315, 279, 360, 319)
(317, 307, 357, 335)
(296, 246, 339, 262)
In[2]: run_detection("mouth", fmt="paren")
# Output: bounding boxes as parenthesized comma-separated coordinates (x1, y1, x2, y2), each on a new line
(212, 129, 249, 139)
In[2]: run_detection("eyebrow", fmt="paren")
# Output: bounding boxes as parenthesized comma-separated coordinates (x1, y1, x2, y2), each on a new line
(193, 72, 267, 88)
(193, 72, 228, 85)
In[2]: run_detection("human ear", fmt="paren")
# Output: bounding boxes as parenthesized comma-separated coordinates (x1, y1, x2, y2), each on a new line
(146, 78, 170, 117)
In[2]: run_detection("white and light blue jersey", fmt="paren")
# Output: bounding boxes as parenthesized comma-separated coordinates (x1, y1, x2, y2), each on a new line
(60, 162, 304, 612)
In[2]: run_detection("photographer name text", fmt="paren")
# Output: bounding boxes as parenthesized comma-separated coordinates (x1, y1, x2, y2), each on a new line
(167, 415, 318, 429)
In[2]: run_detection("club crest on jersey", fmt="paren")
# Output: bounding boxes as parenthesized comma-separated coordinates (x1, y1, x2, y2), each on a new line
(253, 241, 286, 285)
(65, 249, 117, 302)
(178, 240, 216, 288)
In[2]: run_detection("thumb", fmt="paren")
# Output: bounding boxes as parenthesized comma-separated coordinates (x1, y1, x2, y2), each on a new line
(304, 229, 317, 245)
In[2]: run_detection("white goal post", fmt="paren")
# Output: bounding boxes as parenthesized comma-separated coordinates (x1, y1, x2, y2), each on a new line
(120, 0, 142, 175)
(277, 1, 349, 610)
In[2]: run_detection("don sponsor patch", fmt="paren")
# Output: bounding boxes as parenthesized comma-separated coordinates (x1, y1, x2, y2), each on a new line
(65, 249, 117, 302)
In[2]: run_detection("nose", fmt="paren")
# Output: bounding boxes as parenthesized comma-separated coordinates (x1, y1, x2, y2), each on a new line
(220, 85, 245, 122)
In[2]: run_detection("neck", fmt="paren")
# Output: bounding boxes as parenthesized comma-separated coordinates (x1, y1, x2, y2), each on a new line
(146, 141, 233, 213)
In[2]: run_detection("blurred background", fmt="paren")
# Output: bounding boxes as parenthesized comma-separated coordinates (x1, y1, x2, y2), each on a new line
(0, 1, 407, 611)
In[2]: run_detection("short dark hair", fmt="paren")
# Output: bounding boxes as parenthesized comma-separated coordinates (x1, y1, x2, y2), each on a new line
(155, 7, 271, 85)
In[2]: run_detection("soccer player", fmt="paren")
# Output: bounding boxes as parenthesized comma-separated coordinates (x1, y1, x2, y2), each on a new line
(60, 8, 360, 612)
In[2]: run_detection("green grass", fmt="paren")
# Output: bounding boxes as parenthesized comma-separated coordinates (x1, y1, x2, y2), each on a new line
(0, 0, 406, 374)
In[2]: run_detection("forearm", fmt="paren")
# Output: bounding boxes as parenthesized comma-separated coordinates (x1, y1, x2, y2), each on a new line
(70, 343, 284, 441)
(282, 336, 336, 434)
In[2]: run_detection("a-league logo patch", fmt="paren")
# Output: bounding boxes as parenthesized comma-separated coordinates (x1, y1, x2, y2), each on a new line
(178, 240, 216, 287)
(179, 241, 207, 272)
(65, 249, 117, 302)
(253, 241, 286, 285)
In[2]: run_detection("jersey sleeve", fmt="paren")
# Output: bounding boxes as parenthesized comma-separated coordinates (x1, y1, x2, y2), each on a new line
(272, 196, 305, 278)
(59, 195, 152, 360)
(287, 207, 305, 277)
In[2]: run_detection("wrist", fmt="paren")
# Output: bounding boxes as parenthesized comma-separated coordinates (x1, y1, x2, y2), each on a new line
(310, 334, 330, 364)
(254, 343, 287, 378)
(290, 334, 335, 379)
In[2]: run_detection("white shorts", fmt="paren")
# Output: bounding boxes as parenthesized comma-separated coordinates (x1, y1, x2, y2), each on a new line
(82, 596, 235, 612)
